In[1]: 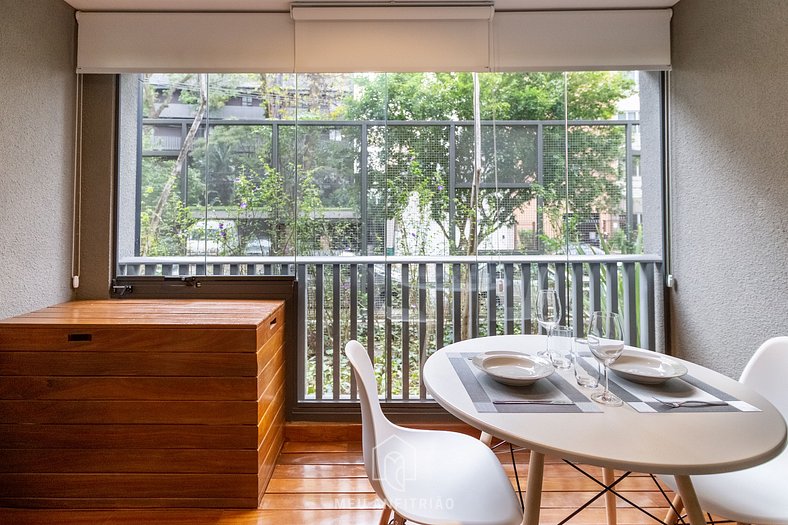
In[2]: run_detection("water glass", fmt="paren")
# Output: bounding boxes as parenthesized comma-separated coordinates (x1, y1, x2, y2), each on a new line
(588, 311, 625, 406)
(571, 337, 600, 388)
(548, 326, 573, 369)
(536, 289, 562, 356)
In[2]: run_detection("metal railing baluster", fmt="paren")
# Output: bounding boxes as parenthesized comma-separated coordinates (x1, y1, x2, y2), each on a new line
(402, 263, 410, 400)
(521, 263, 532, 334)
(366, 263, 375, 387)
(436, 263, 444, 349)
(315, 264, 324, 400)
(537, 263, 549, 334)
(418, 263, 427, 399)
(556, 262, 567, 326)
(385, 263, 393, 401)
(504, 263, 514, 335)
(452, 263, 461, 343)
(297, 263, 307, 401)
(589, 263, 602, 317)
(606, 262, 619, 315)
(571, 262, 585, 336)
(332, 264, 341, 400)
(639, 262, 656, 350)
(487, 262, 497, 337)
(350, 263, 358, 400)
(622, 262, 637, 346)
(470, 263, 479, 339)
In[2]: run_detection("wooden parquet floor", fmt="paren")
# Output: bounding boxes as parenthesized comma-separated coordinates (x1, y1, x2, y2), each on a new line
(0, 439, 687, 525)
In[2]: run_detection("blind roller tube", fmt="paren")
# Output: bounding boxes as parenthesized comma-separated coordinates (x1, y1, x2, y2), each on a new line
(291, 5, 494, 21)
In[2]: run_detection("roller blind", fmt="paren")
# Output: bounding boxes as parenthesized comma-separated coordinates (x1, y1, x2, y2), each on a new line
(76, 12, 295, 73)
(493, 10, 672, 71)
(76, 8, 672, 73)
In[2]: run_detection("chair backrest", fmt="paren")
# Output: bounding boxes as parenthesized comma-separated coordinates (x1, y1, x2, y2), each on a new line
(344, 340, 396, 500)
(740, 336, 788, 420)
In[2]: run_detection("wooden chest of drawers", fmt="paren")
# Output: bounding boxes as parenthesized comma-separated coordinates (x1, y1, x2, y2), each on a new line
(0, 299, 285, 509)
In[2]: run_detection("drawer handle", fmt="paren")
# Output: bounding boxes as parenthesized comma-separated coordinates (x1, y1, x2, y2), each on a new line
(270, 317, 278, 328)
(68, 333, 93, 342)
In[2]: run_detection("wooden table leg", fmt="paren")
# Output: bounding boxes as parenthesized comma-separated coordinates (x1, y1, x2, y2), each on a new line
(674, 475, 706, 525)
(663, 494, 685, 525)
(603, 467, 617, 525)
(378, 505, 392, 525)
(521, 451, 545, 525)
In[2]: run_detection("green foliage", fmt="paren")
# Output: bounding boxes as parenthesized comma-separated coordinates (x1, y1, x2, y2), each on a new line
(138, 157, 200, 256)
(140, 72, 636, 258)
(341, 72, 635, 255)
(139, 199, 197, 256)
(603, 223, 643, 255)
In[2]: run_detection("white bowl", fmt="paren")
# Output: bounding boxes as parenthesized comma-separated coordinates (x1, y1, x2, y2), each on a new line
(472, 352, 555, 386)
(609, 352, 688, 385)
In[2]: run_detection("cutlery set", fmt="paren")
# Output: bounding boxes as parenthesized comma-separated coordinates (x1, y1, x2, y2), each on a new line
(651, 397, 728, 408)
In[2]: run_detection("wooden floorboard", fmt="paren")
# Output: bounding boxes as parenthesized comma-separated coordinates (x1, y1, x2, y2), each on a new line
(0, 439, 696, 524)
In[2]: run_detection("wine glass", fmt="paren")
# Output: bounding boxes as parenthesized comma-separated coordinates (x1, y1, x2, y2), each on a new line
(587, 311, 625, 407)
(536, 289, 562, 357)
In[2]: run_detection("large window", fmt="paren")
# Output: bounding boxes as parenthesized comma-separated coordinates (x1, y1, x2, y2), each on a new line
(116, 72, 663, 405)
(118, 72, 651, 259)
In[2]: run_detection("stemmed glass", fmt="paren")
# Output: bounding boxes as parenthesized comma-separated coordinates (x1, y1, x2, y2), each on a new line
(536, 289, 562, 357)
(587, 311, 625, 407)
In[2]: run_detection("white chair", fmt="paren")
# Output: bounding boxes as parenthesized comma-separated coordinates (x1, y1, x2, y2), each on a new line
(345, 340, 523, 525)
(663, 336, 788, 525)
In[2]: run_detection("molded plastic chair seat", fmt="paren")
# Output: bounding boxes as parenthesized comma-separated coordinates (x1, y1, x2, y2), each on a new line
(345, 340, 523, 525)
(664, 451, 788, 525)
(661, 336, 788, 525)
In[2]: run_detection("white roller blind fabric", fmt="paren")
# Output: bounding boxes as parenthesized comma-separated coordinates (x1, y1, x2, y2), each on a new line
(75, 7, 672, 73)
(76, 12, 295, 73)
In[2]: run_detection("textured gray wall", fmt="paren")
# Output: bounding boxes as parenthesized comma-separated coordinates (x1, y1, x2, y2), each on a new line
(0, 0, 76, 318)
(670, 0, 788, 377)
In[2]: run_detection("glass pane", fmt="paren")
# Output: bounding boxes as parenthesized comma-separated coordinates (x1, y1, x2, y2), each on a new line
(116, 69, 663, 401)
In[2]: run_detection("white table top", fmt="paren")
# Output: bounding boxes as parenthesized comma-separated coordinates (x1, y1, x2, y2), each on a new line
(424, 335, 787, 475)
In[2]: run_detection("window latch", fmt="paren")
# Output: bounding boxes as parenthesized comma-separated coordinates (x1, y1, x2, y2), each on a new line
(164, 276, 202, 288)
(111, 284, 133, 297)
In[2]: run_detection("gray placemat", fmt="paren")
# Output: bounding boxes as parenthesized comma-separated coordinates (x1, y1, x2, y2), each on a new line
(448, 353, 602, 413)
(576, 355, 760, 413)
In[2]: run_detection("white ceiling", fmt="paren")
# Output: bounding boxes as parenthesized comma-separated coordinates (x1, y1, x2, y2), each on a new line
(63, 0, 680, 12)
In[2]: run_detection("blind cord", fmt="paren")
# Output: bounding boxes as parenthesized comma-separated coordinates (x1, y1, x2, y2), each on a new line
(71, 74, 83, 289)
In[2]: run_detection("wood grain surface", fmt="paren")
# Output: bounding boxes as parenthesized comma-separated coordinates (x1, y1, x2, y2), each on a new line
(0, 438, 702, 524)
(0, 299, 286, 509)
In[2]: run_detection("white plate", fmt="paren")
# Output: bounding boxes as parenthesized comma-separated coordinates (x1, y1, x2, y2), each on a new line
(472, 352, 554, 386)
(609, 353, 688, 385)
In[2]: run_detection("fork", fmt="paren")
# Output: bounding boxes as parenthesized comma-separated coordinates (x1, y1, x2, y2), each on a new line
(652, 396, 728, 408)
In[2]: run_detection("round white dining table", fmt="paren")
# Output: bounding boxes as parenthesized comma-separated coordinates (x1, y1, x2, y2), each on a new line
(423, 335, 787, 525)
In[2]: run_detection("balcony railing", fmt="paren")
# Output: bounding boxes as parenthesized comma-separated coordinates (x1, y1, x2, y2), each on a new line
(119, 254, 662, 406)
